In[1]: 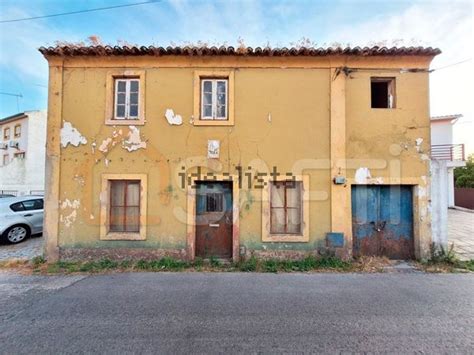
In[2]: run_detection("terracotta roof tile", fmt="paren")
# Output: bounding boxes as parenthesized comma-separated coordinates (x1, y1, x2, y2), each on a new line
(39, 45, 441, 57)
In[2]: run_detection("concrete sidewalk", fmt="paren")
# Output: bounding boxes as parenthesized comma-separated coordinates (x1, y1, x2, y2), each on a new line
(449, 208, 474, 260)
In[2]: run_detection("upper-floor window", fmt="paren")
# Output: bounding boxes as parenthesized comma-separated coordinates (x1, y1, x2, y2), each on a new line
(105, 70, 145, 126)
(371, 77, 396, 109)
(201, 79, 228, 120)
(114, 78, 140, 120)
(193, 71, 234, 126)
(3, 127, 10, 140)
(14, 125, 21, 138)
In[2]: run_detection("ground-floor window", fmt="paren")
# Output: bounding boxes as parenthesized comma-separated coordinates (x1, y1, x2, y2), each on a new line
(270, 181, 303, 235)
(110, 180, 140, 233)
(262, 175, 309, 242)
(100, 174, 147, 240)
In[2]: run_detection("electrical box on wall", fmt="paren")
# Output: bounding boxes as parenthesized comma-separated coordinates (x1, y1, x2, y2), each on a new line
(333, 176, 346, 185)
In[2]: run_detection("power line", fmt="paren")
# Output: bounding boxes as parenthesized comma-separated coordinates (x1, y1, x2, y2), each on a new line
(0, 92, 22, 97)
(431, 58, 472, 72)
(0, 0, 161, 23)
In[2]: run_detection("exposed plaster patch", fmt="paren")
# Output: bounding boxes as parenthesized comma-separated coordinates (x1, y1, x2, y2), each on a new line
(122, 126, 146, 152)
(420, 154, 430, 161)
(90, 214, 95, 220)
(105, 159, 110, 167)
(59, 198, 80, 228)
(418, 186, 428, 198)
(60, 210, 77, 228)
(415, 138, 423, 152)
(268, 113, 272, 122)
(91, 141, 96, 154)
(60, 199, 80, 210)
(354, 168, 384, 184)
(371, 177, 384, 184)
(99, 137, 113, 153)
(60, 121, 87, 148)
(355, 167, 371, 184)
(421, 175, 427, 185)
(165, 109, 183, 125)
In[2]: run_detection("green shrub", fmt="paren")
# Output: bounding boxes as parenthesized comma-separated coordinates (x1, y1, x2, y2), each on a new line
(209, 256, 221, 267)
(263, 259, 278, 273)
(238, 256, 257, 272)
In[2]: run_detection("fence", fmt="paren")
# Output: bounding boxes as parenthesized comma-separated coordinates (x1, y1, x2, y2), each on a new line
(454, 188, 474, 210)
(0, 190, 18, 196)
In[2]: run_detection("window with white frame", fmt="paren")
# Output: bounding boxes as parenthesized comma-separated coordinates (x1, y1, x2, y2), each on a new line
(201, 79, 228, 120)
(114, 78, 140, 120)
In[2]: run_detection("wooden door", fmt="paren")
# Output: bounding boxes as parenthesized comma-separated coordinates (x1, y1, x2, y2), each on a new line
(195, 182, 233, 259)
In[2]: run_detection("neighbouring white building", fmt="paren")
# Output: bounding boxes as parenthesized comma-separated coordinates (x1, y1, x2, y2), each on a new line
(431, 114, 466, 207)
(0, 110, 47, 195)
(430, 114, 467, 247)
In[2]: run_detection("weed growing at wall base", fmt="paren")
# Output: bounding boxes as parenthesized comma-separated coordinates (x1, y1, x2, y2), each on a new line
(27, 255, 354, 274)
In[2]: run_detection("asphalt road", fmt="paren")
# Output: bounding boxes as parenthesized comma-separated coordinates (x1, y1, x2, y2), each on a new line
(0, 272, 473, 354)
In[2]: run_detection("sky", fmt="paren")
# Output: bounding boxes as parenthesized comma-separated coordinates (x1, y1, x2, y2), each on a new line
(0, 0, 472, 149)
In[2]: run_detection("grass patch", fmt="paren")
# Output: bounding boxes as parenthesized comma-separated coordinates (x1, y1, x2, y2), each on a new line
(238, 255, 352, 273)
(24, 254, 355, 274)
(420, 243, 474, 273)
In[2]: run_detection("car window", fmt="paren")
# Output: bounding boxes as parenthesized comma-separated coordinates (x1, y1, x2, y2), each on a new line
(10, 202, 25, 212)
(22, 199, 44, 211)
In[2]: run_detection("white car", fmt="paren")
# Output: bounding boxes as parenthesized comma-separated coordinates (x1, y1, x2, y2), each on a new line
(0, 196, 44, 244)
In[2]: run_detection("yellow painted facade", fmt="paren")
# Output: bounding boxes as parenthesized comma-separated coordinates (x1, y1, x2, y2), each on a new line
(42, 53, 436, 261)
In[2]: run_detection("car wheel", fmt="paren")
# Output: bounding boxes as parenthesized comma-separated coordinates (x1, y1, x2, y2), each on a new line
(2, 225, 31, 244)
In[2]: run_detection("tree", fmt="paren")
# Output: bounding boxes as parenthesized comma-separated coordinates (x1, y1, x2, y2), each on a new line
(454, 154, 474, 188)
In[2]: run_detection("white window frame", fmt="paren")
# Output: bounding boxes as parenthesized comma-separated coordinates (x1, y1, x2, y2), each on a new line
(114, 78, 140, 120)
(201, 79, 228, 120)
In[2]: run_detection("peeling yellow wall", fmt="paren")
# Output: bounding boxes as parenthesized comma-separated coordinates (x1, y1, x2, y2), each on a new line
(44, 55, 435, 260)
(56, 64, 331, 251)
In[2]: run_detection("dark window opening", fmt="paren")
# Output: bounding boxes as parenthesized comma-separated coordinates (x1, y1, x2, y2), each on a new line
(371, 78, 395, 109)
(206, 193, 224, 212)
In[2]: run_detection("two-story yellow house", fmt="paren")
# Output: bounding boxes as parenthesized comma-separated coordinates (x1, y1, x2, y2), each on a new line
(39, 45, 440, 262)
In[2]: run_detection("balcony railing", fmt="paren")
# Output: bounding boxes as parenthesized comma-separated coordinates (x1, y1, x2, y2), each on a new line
(431, 144, 465, 161)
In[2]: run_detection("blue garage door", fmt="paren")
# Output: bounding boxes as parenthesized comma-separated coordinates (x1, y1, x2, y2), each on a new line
(351, 185, 414, 259)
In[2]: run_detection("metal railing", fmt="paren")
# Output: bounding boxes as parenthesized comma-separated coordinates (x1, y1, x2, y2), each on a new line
(0, 190, 18, 196)
(431, 144, 465, 161)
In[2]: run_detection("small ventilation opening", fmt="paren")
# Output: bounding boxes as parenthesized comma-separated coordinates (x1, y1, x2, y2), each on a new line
(371, 78, 395, 108)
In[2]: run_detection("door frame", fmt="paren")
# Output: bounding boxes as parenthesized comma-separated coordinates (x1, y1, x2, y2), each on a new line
(187, 175, 240, 262)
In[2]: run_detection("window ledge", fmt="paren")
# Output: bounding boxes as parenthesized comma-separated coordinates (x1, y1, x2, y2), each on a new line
(105, 118, 145, 126)
(262, 234, 309, 243)
(100, 232, 145, 241)
(193, 119, 234, 127)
